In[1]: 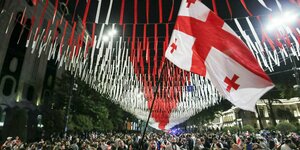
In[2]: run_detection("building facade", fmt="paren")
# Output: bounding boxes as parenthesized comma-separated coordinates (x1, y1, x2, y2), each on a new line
(0, 0, 71, 141)
(207, 97, 300, 130)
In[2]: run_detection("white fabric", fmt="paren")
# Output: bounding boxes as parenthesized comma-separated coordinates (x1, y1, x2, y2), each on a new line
(165, 30, 194, 72)
(258, 0, 272, 11)
(205, 48, 274, 111)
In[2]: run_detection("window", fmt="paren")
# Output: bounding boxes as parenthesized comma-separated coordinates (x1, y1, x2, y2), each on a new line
(0, 0, 5, 11)
(26, 86, 34, 101)
(3, 78, 14, 96)
(259, 108, 264, 117)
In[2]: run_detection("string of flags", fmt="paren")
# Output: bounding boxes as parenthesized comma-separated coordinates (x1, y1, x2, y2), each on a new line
(2, 0, 300, 130)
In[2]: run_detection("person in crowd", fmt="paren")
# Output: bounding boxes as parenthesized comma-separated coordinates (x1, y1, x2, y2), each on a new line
(280, 139, 292, 150)
(148, 139, 158, 150)
(245, 137, 252, 150)
(165, 138, 180, 150)
(231, 143, 241, 150)
(187, 134, 194, 150)
(194, 138, 205, 150)
(210, 137, 223, 150)
(1, 129, 300, 150)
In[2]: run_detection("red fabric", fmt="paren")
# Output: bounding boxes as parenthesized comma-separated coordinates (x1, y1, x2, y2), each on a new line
(212, 0, 218, 15)
(134, 0, 138, 24)
(131, 24, 136, 50)
(90, 23, 96, 47)
(274, 32, 284, 49)
(146, 38, 150, 63)
(137, 38, 140, 62)
(82, 0, 91, 26)
(153, 24, 158, 77)
(52, 20, 60, 43)
(43, 19, 52, 41)
(159, 0, 163, 23)
(165, 24, 169, 49)
(53, 0, 59, 22)
(75, 36, 81, 57)
(168, 0, 174, 21)
(69, 22, 77, 45)
(32, 0, 38, 6)
(72, 0, 80, 23)
(240, 0, 253, 16)
(225, 0, 232, 18)
(59, 21, 68, 56)
(139, 42, 145, 75)
(37, 0, 48, 40)
(143, 24, 147, 50)
(146, 0, 149, 23)
(119, 0, 125, 25)
(256, 16, 275, 50)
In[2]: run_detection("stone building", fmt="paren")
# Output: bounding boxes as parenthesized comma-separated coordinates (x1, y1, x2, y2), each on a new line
(0, 0, 73, 141)
(207, 97, 300, 130)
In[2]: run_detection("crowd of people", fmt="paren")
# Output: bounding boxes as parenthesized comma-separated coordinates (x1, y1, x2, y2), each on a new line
(1, 130, 300, 150)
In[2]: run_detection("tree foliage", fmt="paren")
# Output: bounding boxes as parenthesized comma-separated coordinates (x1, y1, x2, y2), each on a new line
(276, 108, 297, 123)
(187, 100, 232, 125)
(242, 125, 255, 133)
(42, 72, 135, 134)
(42, 109, 65, 134)
(222, 126, 239, 134)
(276, 121, 296, 134)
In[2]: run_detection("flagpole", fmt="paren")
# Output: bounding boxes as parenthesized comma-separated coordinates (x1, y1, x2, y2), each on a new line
(139, 62, 166, 149)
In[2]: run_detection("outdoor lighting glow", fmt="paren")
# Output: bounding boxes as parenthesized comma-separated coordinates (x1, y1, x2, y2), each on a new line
(36, 99, 40, 106)
(267, 11, 298, 31)
(102, 35, 109, 42)
(16, 94, 21, 102)
(108, 29, 117, 36)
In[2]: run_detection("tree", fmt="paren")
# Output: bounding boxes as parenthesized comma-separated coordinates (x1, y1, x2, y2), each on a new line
(261, 82, 300, 127)
(276, 121, 296, 135)
(276, 108, 297, 123)
(242, 125, 255, 133)
(187, 100, 232, 126)
(222, 126, 239, 134)
(261, 98, 280, 126)
(42, 109, 65, 135)
(42, 72, 136, 134)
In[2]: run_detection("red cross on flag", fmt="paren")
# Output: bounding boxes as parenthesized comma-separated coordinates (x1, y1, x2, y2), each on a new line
(165, 0, 274, 111)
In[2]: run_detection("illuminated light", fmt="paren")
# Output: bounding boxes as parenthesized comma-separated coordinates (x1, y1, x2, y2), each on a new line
(108, 29, 117, 36)
(267, 11, 299, 31)
(36, 99, 40, 106)
(16, 94, 21, 102)
(102, 35, 109, 42)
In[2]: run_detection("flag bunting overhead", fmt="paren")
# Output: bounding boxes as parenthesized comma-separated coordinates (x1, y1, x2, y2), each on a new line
(2, 0, 300, 130)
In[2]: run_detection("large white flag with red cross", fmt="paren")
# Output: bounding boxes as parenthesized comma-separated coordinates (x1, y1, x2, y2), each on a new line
(165, 0, 274, 112)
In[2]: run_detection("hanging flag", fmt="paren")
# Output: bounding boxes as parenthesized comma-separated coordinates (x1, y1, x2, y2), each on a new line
(257, 0, 272, 11)
(165, 0, 274, 112)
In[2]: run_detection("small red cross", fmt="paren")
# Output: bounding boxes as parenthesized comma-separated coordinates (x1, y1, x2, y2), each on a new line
(186, 0, 196, 8)
(170, 39, 177, 54)
(224, 74, 240, 92)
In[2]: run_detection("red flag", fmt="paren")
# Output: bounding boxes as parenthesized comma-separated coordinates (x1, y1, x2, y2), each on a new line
(165, 0, 274, 112)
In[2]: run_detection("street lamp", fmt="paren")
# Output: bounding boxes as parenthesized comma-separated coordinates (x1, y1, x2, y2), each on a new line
(64, 81, 77, 133)
(266, 11, 300, 90)
(267, 11, 298, 31)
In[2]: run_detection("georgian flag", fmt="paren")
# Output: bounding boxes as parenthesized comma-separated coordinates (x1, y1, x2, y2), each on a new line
(165, 0, 274, 111)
